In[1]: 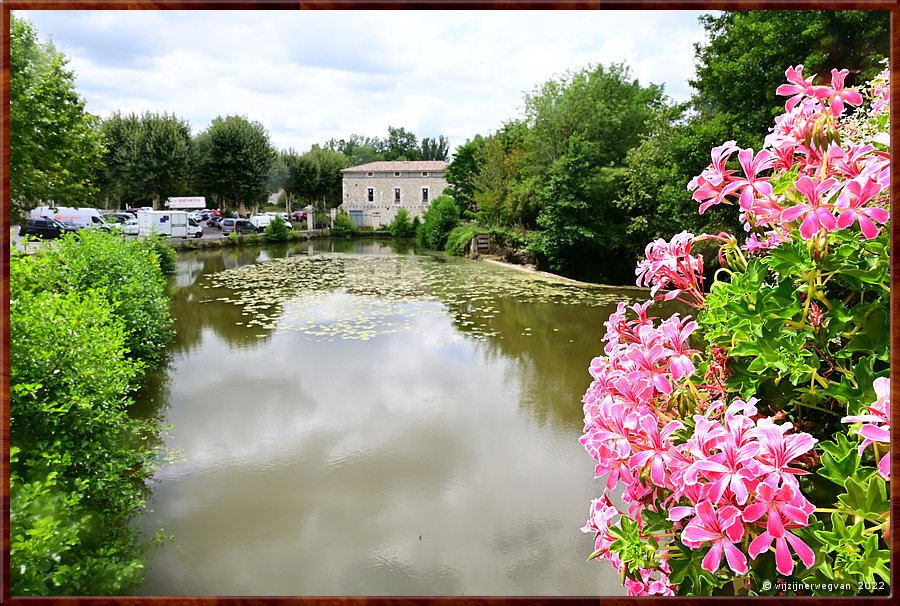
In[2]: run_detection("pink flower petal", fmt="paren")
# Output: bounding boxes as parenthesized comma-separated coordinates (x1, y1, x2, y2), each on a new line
(701, 542, 724, 574)
(774, 536, 795, 576)
(724, 541, 749, 575)
(785, 531, 816, 569)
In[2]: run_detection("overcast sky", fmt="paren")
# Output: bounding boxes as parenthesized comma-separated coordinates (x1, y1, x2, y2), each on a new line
(17, 9, 715, 156)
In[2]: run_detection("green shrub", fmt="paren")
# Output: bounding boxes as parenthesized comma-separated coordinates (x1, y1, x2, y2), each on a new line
(264, 216, 290, 242)
(331, 211, 357, 237)
(141, 233, 177, 274)
(416, 194, 460, 250)
(9, 246, 168, 595)
(389, 207, 416, 238)
(444, 224, 480, 256)
(22, 229, 173, 367)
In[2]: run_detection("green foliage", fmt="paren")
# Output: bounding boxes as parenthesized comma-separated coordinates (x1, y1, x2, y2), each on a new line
(416, 194, 460, 250)
(193, 115, 276, 213)
(383, 125, 421, 160)
(14, 230, 173, 367)
(444, 224, 480, 256)
(9, 232, 172, 594)
(264, 215, 290, 242)
(692, 10, 889, 149)
(699, 228, 889, 417)
(444, 224, 527, 257)
(9, 15, 104, 217)
(98, 111, 193, 209)
(420, 135, 450, 161)
(445, 135, 484, 213)
(142, 233, 177, 274)
(692, 227, 890, 594)
(389, 207, 416, 238)
(331, 211, 357, 237)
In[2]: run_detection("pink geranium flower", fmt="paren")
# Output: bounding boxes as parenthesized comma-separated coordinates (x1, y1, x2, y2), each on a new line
(775, 65, 829, 112)
(820, 68, 864, 117)
(748, 528, 816, 576)
(682, 501, 748, 575)
(780, 176, 839, 239)
(688, 141, 740, 214)
(752, 422, 817, 489)
(743, 477, 815, 538)
(728, 148, 776, 212)
(629, 414, 684, 486)
(835, 175, 890, 239)
(842, 377, 890, 479)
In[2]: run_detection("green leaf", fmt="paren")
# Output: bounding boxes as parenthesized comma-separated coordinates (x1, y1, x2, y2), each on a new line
(817, 434, 861, 485)
(837, 473, 889, 519)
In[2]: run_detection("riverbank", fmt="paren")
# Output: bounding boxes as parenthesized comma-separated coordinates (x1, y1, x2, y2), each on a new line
(478, 254, 649, 292)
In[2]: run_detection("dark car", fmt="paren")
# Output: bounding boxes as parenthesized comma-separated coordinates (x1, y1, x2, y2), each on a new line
(19, 218, 78, 240)
(222, 218, 256, 235)
(207, 216, 222, 228)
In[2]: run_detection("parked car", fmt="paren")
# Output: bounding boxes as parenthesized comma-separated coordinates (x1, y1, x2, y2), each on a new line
(291, 211, 307, 222)
(110, 212, 135, 223)
(19, 218, 78, 240)
(222, 218, 256, 235)
(207, 216, 222, 228)
(119, 219, 139, 235)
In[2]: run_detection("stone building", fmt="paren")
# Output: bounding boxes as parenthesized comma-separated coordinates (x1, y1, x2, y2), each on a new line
(340, 160, 449, 228)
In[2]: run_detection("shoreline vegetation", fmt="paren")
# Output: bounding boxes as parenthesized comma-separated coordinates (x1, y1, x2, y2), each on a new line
(9, 230, 175, 595)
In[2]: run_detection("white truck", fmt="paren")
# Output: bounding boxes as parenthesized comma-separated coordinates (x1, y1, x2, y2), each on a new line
(138, 210, 200, 238)
(30, 206, 112, 230)
(248, 214, 273, 232)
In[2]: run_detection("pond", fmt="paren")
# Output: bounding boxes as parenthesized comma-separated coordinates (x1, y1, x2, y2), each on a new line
(132, 238, 656, 596)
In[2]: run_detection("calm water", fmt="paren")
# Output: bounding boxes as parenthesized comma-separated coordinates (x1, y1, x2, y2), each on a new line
(132, 239, 654, 596)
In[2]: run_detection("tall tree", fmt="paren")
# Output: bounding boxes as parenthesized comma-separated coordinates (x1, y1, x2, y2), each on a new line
(445, 135, 484, 213)
(420, 135, 450, 161)
(193, 115, 275, 214)
(9, 14, 104, 217)
(98, 111, 193, 209)
(295, 146, 350, 209)
(525, 63, 666, 282)
(691, 10, 890, 149)
(381, 126, 421, 160)
(325, 134, 384, 166)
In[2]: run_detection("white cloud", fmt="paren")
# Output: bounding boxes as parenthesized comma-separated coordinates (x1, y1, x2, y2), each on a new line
(17, 9, 714, 154)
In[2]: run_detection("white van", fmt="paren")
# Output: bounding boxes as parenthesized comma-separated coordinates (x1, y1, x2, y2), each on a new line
(138, 210, 191, 238)
(249, 214, 273, 232)
(30, 206, 112, 230)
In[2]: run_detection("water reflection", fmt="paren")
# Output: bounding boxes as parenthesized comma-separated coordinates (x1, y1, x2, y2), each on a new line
(136, 240, 654, 596)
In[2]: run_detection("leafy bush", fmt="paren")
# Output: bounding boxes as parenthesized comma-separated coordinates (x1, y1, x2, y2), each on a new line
(9, 232, 173, 594)
(141, 233, 177, 274)
(389, 207, 416, 238)
(416, 194, 460, 250)
(264, 215, 290, 242)
(580, 67, 890, 596)
(19, 229, 173, 367)
(444, 224, 480, 256)
(331, 211, 357, 237)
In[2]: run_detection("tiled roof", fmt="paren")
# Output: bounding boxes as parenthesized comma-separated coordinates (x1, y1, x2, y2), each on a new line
(341, 161, 448, 173)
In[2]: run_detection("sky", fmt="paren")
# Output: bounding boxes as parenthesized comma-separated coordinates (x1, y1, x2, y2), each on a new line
(16, 9, 715, 156)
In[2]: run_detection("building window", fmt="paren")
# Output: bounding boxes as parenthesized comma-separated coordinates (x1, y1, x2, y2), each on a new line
(422, 172, 429, 177)
(367, 172, 373, 177)
(367, 188, 374, 202)
(394, 188, 401, 204)
(422, 188, 429, 204)
(394, 172, 401, 177)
